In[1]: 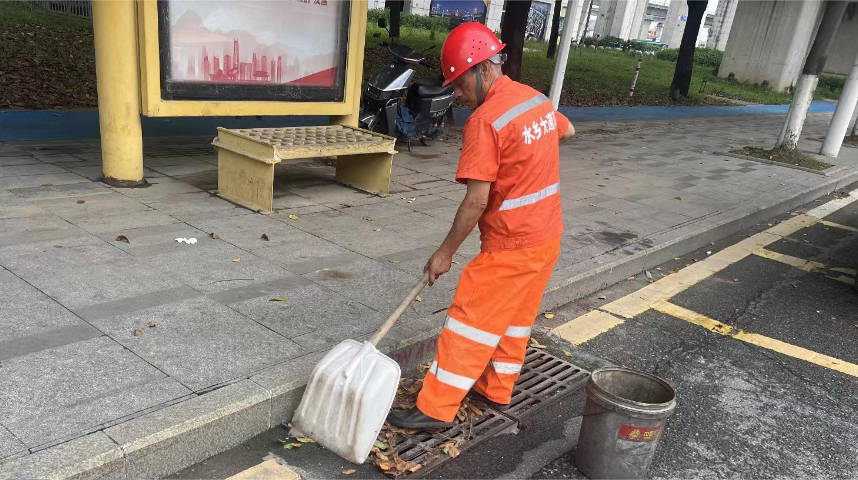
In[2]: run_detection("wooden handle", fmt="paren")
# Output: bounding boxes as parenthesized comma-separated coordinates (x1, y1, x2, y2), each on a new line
(369, 272, 430, 346)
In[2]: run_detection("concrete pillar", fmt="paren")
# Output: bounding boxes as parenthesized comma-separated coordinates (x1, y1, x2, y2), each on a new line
(660, 0, 689, 49)
(594, 0, 648, 40)
(404, 0, 430, 15)
(92, 0, 144, 187)
(719, 0, 825, 92)
(486, 0, 504, 32)
(706, 0, 738, 50)
(820, 51, 858, 157)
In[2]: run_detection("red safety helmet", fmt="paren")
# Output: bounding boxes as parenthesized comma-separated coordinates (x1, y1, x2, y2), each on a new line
(440, 22, 505, 87)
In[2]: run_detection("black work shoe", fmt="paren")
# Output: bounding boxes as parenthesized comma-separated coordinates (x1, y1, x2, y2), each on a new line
(466, 390, 511, 411)
(387, 407, 455, 429)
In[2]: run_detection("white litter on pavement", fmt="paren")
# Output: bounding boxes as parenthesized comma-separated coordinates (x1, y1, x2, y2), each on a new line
(175, 237, 197, 244)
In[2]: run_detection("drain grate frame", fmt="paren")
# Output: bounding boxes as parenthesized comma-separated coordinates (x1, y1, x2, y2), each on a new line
(392, 348, 589, 478)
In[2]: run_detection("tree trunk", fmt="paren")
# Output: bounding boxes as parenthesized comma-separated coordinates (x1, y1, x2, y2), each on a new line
(669, 0, 707, 100)
(547, 0, 563, 59)
(578, 0, 593, 45)
(777, 0, 849, 149)
(387, 0, 403, 39)
(501, 0, 532, 81)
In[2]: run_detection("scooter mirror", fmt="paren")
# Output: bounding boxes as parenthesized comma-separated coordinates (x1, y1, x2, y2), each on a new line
(377, 18, 387, 29)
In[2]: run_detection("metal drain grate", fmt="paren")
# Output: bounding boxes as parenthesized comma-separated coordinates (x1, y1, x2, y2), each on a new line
(503, 348, 591, 420)
(392, 349, 589, 478)
(391, 409, 516, 478)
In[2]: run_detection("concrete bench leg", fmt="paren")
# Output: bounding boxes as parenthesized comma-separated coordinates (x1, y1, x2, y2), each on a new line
(217, 149, 275, 214)
(335, 151, 393, 196)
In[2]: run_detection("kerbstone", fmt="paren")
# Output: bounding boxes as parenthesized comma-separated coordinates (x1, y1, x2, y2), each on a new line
(0, 432, 125, 480)
(105, 380, 270, 479)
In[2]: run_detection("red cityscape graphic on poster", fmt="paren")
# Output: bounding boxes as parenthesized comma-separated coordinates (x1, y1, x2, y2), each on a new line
(167, 0, 343, 87)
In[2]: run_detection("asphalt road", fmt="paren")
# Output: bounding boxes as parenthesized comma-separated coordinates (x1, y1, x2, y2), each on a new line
(171, 185, 858, 479)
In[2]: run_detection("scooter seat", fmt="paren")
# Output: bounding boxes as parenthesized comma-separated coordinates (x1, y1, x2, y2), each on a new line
(416, 84, 454, 97)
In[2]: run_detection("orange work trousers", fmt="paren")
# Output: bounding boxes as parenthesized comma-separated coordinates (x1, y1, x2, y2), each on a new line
(416, 236, 561, 421)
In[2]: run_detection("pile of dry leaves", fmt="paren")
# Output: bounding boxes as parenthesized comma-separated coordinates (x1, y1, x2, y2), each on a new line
(369, 364, 486, 477)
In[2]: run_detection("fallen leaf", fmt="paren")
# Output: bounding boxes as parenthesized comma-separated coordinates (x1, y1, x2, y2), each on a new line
(543, 311, 555, 319)
(233, 258, 241, 262)
(388, 259, 401, 264)
(342, 469, 357, 475)
(627, 276, 635, 281)
(147, 322, 156, 328)
(442, 442, 461, 458)
(792, 284, 799, 288)
(376, 452, 390, 462)
(408, 464, 423, 473)
(363, 216, 374, 221)
(115, 235, 130, 244)
(376, 461, 392, 470)
(373, 228, 381, 232)
(283, 443, 301, 450)
(530, 339, 548, 349)
(598, 295, 607, 300)
(670, 268, 679, 274)
(296, 437, 315, 443)
(589, 203, 597, 207)
(133, 329, 142, 337)
(76, 199, 85, 204)
(269, 297, 289, 302)
(210, 233, 220, 239)
(452, 260, 460, 265)
(674, 257, 681, 261)
(674, 196, 682, 201)
(374, 440, 388, 450)
(733, 278, 739, 283)
(288, 214, 299, 220)
(261, 234, 270, 241)
(563, 349, 573, 357)
(414, 295, 422, 302)
(40, 183, 54, 187)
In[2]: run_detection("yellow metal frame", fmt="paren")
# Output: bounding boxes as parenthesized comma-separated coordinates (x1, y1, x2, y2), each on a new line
(136, 0, 367, 118)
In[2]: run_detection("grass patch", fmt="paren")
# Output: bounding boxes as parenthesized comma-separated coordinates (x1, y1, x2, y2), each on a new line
(0, 2, 96, 109)
(733, 146, 834, 171)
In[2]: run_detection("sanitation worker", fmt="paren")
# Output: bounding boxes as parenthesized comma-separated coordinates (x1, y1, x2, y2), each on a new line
(387, 22, 575, 429)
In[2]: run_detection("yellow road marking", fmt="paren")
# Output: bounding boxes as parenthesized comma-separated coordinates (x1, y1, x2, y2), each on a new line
(603, 215, 814, 319)
(654, 301, 858, 378)
(821, 220, 858, 232)
(552, 310, 625, 345)
(753, 248, 827, 272)
(753, 249, 857, 285)
(652, 301, 734, 335)
(227, 458, 301, 480)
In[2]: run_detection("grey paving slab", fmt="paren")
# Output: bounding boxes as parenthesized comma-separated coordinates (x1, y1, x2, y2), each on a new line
(0, 156, 40, 166)
(0, 164, 69, 177)
(89, 297, 304, 391)
(11, 256, 188, 311)
(72, 208, 184, 234)
(312, 221, 433, 258)
(227, 282, 384, 340)
(0, 232, 126, 274)
(0, 214, 74, 238)
(141, 242, 293, 294)
(185, 212, 313, 250)
(0, 336, 190, 448)
(0, 432, 125, 480)
(0, 426, 26, 463)
(116, 178, 205, 198)
(32, 192, 154, 223)
(7, 181, 111, 200)
(0, 172, 90, 189)
(72, 285, 202, 322)
(92, 222, 207, 254)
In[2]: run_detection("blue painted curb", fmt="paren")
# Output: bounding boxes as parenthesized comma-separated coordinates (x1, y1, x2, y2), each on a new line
(1, 101, 837, 142)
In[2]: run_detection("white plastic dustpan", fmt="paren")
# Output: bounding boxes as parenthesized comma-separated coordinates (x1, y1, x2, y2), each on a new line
(291, 273, 429, 464)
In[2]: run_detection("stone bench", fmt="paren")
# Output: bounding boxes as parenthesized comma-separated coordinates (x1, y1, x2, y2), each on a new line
(212, 125, 397, 213)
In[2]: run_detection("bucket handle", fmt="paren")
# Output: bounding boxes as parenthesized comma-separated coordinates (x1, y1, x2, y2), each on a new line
(369, 272, 430, 346)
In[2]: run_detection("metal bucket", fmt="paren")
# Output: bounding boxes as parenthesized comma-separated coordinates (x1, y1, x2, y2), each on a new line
(575, 367, 676, 479)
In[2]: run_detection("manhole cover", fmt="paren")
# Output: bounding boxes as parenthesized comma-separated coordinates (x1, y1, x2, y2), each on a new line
(384, 349, 589, 478)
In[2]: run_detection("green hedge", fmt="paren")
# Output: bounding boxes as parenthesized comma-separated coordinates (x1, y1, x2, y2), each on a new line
(367, 8, 451, 32)
(656, 47, 723, 69)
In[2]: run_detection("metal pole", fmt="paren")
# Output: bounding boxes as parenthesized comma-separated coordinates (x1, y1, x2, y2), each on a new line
(820, 51, 858, 157)
(549, 0, 585, 109)
(629, 57, 642, 97)
(92, 0, 144, 187)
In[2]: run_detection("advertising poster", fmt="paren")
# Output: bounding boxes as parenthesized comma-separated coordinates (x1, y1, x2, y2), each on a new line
(158, 0, 350, 102)
(526, 1, 551, 41)
(429, 0, 487, 27)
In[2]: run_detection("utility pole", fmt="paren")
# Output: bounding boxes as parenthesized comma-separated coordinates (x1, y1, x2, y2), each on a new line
(820, 50, 858, 157)
(776, 0, 849, 150)
(549, 0, 585, 108)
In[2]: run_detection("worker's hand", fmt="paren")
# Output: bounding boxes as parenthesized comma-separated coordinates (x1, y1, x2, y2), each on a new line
(424, 249, 453, 286)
